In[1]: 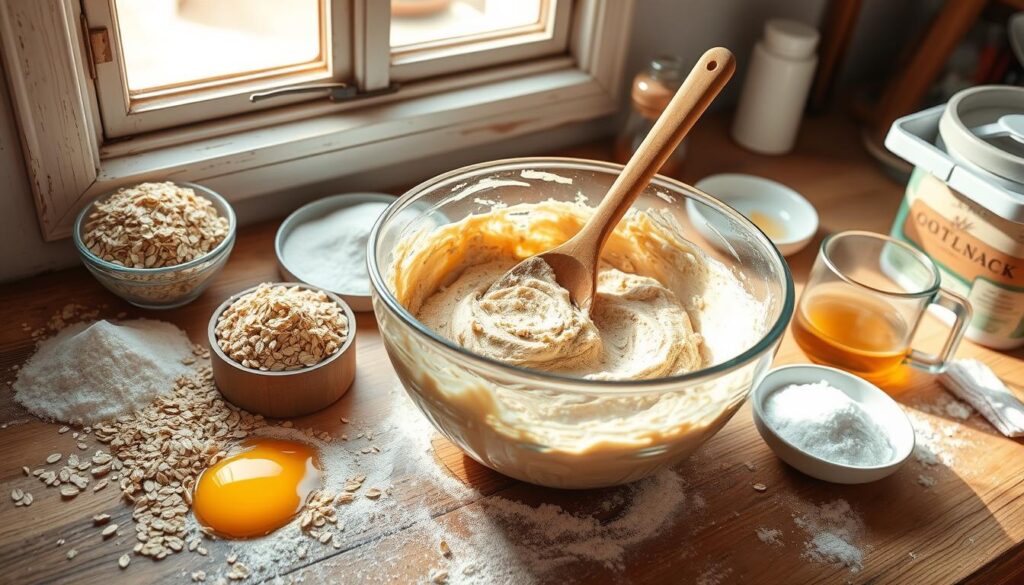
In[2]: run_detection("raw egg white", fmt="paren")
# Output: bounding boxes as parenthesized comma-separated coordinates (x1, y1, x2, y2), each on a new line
(193, 438, 322, 538)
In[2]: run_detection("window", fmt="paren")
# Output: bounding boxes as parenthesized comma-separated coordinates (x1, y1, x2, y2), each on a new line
(0, 0, 633, 240)
(86, 0, 347, 135)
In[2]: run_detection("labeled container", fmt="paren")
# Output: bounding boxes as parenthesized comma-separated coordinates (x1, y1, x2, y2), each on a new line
(885, 85, 1024, 349)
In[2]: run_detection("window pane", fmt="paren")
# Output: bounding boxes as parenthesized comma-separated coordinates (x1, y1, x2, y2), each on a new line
(114, 0, 323, 93)
(391, 0, 544, 50)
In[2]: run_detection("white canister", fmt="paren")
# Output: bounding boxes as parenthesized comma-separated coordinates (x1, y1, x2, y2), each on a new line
(886, 85, 1024, 350)
(731, 19, 819, 155)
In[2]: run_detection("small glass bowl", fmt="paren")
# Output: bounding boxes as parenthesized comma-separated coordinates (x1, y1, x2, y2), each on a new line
(368, 157, 795, 489)
(73, 181, 236, 309)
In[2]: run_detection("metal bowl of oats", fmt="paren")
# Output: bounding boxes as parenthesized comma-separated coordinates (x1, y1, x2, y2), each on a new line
(73, 181, 236, 309)
(208, 282, 357, 418)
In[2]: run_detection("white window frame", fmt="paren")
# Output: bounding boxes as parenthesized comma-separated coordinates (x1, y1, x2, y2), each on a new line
(0, 0, 634, 242)
(390, 0, 573, 82)
(84, 0, 352, 137)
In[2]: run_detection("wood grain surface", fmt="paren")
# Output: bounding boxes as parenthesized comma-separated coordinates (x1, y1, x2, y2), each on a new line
(1, 113, 1022, 584)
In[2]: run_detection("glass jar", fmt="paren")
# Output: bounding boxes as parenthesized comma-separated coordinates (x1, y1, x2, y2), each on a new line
(615, 56, 688, 176)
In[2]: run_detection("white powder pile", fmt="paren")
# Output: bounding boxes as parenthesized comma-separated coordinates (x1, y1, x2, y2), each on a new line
(793, 499, 865, 572)
(764, 381, 894, 467)
(12, 319, 192, 424)
(282, 201, 391, 294)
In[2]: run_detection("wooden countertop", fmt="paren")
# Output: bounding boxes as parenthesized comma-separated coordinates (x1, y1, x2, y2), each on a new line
(1, 114, 1023, 584)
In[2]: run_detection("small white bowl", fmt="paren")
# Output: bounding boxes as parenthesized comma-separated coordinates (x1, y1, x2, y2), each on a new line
(689, 173, 818, 256)
(276, 193, 395, 312)
(751, 364, 915, 484)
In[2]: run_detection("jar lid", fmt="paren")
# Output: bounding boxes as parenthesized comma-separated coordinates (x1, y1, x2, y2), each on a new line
(940, 85, 1024, 186)
(764, 19, 819, 59)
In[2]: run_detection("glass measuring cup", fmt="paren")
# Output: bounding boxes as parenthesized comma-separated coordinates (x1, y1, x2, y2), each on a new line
(792, 231, 972, 380)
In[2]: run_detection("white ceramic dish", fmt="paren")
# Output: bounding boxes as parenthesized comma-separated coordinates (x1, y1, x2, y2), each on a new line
(690, 173, 818, 256)
(276, 193, 395, 312)
(751, 364, 915, 484)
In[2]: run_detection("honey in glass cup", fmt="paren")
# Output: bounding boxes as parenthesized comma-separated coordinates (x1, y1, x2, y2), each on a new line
(792, 231, 972, 381)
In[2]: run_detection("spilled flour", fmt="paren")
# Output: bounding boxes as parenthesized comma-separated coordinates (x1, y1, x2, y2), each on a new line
(793, 499, 865, 573)
(440, 470, 689, 582)
(907, 411, 971, 468)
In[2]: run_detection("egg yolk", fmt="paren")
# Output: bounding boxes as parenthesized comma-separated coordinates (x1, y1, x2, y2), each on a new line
(193, 438, 322, 539)
(748, 210, 786, 240)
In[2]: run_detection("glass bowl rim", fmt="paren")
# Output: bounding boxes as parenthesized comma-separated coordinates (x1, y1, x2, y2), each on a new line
(367, 156, 795, 390)
(72, 181, 237, 276)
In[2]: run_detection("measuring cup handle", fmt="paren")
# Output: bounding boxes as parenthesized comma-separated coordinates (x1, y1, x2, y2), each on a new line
(908, 289, 973, 374)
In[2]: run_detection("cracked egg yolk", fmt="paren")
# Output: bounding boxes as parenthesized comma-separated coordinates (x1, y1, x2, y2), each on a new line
(193, 438, 322, 539)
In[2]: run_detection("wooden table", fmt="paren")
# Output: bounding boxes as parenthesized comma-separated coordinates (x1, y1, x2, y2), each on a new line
(1, 114, 1022, 584)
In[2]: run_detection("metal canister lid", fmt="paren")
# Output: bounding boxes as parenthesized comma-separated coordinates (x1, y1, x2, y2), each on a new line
(939, 85, 1024, 187)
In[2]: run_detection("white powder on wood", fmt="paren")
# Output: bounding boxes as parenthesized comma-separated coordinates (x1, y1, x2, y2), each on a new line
(756, 527, 783, 546)
(12, 319, 192, 424)
(793, 499, 865, 572)
(282, 202, 390, 295)
(907, 411, 969, 467)
(764, 381, 894, 467)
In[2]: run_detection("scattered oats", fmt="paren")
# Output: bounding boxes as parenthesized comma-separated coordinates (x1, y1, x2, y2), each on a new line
(744, 462, 756, 471)
(365, 488, 382, 500)
(56, 538, 65, 546)
(93, 479, 109, 492)
(192, 571, 207, 582)
(340, 417, 349, 424)
(21, 492, 33, 506)
(21, 466, 30, 476)
(118, 554, 131, 569)
(58, 426, 70, 434)
(753, 483, 768, 492)
(430, 568, 449, 584)
(227, 561, 251, 580)
(93, 513, 111, 524)
(318, 532, 332, 544)
(227, 553, 237, 564)
(66, 548, 78, 560)
(214, 283, 349, 372)
(83, 182, 229, 269)
(197, 546, 209, 556)
(10, 488, 23, 502)
(59, 485, 80, 498)
(46, 453, 62, 464)
(77, 442, 88, 451)
(102, 523, 119, 538)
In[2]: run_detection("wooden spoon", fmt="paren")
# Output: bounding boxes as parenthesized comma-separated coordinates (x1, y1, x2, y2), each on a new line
(493, 47, 736, 310)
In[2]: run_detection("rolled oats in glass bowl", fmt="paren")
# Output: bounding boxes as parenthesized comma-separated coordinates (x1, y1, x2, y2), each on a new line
(73, 181, 236, 309)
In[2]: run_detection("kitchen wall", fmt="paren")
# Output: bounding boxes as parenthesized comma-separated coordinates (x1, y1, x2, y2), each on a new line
(0, 0, 937, 282)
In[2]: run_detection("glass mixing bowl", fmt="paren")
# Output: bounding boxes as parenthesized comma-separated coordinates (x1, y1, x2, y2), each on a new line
(368, 158, 794, 489)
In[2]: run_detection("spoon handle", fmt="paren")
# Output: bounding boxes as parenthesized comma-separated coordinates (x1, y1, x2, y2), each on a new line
(586, 47, 735, 252)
